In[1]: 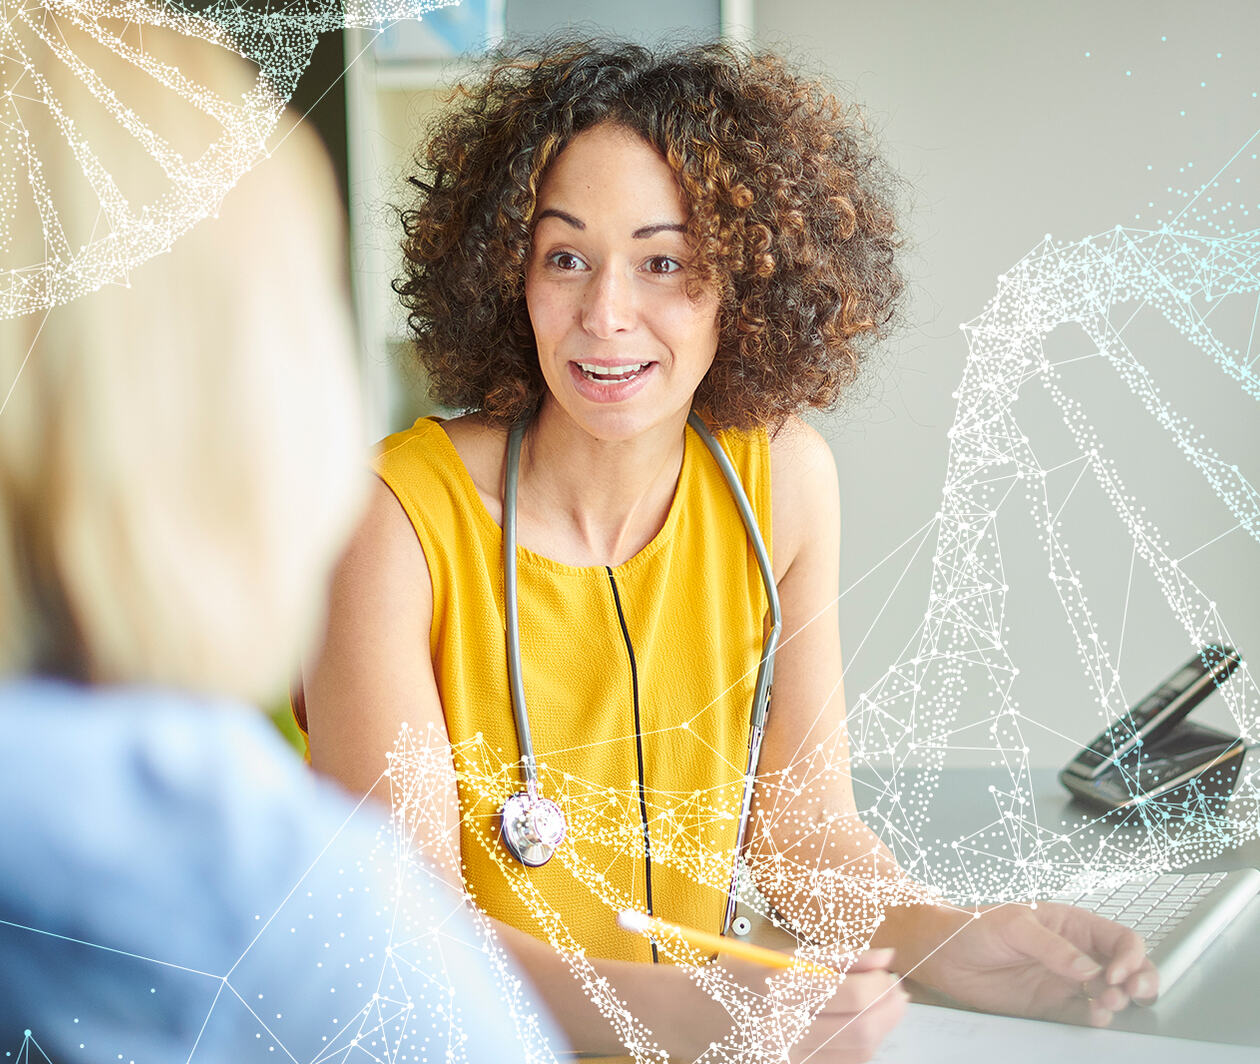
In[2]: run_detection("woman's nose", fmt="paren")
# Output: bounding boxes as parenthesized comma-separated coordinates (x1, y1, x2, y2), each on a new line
(580, 265, 635, 337)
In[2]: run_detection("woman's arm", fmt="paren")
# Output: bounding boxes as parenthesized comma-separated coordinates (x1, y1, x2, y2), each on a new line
(749, 419, 1157, 1024)
(747, 419, 914, 941)
(304, 481, 448, 809)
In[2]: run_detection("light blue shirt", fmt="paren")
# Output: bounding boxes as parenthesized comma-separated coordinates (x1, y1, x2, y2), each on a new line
(0, 678, 562, 1062)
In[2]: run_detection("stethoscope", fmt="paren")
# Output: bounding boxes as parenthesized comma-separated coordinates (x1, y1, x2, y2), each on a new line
(497, 410, 782, 935)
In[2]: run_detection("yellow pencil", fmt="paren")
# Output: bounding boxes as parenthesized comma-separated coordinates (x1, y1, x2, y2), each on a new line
(617, 909, 837, 978)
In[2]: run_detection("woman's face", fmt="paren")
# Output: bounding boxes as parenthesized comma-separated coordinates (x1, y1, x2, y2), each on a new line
(525, 123, 720, 443)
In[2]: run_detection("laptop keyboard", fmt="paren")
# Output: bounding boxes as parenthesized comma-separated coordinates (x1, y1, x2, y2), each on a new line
(1054, 868, 1260, 996)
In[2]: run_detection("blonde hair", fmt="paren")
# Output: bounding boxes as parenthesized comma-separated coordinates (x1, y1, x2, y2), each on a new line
(0, 22, 366, 703)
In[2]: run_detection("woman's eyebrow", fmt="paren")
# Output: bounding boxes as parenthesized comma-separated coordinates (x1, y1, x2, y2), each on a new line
(632, 222, 686, 238)
(535, 207, 584, 229)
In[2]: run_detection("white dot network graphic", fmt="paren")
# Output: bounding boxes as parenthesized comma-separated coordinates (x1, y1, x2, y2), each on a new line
(0, 0, 459, 319)
(4, 5, 1259, 1062)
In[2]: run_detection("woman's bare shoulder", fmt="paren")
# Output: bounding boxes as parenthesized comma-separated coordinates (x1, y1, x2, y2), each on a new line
(345, 477, 432, 603)
(767, 416, 841, 578)
(436, 412, 508, 523)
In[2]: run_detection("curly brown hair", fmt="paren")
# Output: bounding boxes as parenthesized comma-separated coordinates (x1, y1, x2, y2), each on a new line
(395, 39, 904, 430)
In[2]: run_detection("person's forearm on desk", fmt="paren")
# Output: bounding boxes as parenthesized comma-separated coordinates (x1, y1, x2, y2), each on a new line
(492, 916, 907, 1062)
(744, 774, 1157, 1025)
(493, 919, 723, 1059)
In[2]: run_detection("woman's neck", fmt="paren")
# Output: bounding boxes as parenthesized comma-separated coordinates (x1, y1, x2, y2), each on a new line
(516, 400, 689, 568)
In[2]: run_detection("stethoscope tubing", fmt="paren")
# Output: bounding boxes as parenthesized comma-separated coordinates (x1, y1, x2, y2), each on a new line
(504, 419, 541, 797)
(500, 411, 782, 925)
(686, 413, 782, 932)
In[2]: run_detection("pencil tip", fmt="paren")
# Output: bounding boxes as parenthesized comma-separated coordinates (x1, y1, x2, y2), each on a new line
(618, 909, 649, 933)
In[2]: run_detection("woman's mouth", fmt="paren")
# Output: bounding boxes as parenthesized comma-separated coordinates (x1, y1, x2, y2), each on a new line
(567, 360, 657, 403)
(574, 360, 654, 383)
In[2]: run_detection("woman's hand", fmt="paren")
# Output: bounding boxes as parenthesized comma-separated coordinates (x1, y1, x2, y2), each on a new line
(786, 948, 909, 1063)
(713, 947, 908, 1063)
(908, 901, 1157, 1026)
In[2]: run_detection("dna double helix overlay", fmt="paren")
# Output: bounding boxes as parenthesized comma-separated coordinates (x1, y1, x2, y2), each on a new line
(1, 0, 456, 319)
(848, 214, 1260, 903)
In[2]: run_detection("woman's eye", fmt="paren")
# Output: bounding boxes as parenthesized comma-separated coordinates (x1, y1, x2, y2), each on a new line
(547, 251, 585, 271)
(645, 255, 682, 275)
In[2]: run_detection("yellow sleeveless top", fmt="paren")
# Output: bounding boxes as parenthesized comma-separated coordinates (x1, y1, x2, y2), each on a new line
(375, 417, 772, 966)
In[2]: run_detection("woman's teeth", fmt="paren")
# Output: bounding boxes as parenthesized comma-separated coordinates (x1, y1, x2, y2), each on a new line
(576, 361, 651, 382)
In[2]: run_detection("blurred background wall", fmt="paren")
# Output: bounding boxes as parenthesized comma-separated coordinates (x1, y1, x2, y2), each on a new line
(755, 1, 1260, 771)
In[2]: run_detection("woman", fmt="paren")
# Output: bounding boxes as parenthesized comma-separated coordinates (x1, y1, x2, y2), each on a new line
(0, 21, 559, 1062)
(304, 40, 1156, 1061)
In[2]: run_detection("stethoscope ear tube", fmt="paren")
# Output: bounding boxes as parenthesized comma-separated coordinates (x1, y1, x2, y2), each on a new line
(500, 419, 565, 868)
(686, 412, 783, 721)
(503, 419, 541, 795)
(686, 412, 783, 934)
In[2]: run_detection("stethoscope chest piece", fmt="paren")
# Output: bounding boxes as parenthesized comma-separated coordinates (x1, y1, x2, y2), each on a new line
(499, 790, 567, 868)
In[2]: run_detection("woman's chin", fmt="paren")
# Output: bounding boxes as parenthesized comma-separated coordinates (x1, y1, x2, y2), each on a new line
(542, 390, 689, 446)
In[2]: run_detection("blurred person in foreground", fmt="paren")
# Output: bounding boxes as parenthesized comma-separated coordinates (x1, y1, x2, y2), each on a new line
(0, 20, 561, 1063)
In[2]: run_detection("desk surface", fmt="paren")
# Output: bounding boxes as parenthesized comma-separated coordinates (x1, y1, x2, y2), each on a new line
(875, 1002, 1259, 1063)
(864, 766, 1260, 1047)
